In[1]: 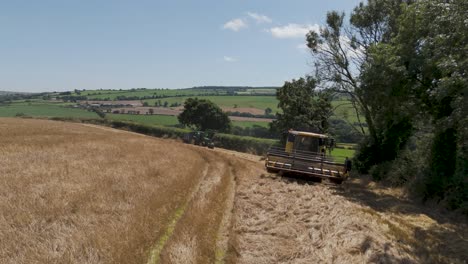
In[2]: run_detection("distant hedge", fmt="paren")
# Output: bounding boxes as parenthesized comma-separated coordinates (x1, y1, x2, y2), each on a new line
(213, 134, 277, 155)
(48, 117, 277, 155)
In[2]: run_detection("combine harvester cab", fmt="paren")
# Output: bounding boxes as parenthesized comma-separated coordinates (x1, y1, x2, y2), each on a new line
(265, 130, 350, 184)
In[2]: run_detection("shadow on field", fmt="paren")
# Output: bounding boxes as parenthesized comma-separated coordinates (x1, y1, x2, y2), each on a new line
(334, 176, 468, 263)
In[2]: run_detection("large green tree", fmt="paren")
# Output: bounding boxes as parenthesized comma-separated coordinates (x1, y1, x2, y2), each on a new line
(388, 0, 467, 205)
(306, 0, 415, 172)
(310, 0, 467, 210)
(271, 77, 332, 135)
(178, 98, 231, 132)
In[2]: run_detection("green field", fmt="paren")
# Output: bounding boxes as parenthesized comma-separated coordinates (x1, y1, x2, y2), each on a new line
(0, 103, 98, 118)
(74, 88, 228, 100)
(2, 89, 363, 149)
(237, 88, 276, 95)
(65, 89, 361, 127)
(336, 143, 357, 149)
(144, 96, 279, 112)
(331, 100, 361, 124)
(331, 148, 355, 162)
(70, 87, 278, 100)
(107, 114, 180, 126)
(107, 113, 270, 129)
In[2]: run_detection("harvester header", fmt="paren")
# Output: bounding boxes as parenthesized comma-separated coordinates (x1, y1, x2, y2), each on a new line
(266, 130, 349, 184)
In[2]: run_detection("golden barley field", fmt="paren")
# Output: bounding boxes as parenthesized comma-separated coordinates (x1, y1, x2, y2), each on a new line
(1, 118, 466, 264)
(0, 118, 238, 264)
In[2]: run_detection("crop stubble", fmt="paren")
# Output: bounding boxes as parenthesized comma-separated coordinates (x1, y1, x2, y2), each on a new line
(1, 118, 466, 264)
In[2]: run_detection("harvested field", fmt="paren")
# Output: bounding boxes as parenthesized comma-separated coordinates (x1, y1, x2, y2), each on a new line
(229, 165, 468, 264)
(0, 118, 466, 264)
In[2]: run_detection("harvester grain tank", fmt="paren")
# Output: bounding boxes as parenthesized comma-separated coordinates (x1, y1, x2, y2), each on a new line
(265, 130, 350, 184)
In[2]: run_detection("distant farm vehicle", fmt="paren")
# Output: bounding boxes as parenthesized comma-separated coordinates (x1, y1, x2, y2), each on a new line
(265, 130, 351, 184)
(183, 131, 215, 149)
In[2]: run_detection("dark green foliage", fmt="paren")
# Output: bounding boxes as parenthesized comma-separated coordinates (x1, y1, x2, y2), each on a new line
(178, 98, 231, 132)
(389, 0, 467, 207)
(91, 108, 106, 118)
(231, 125, 276, 139)
(212, 134, 277, 155)
(328, 118, 363, 143)
(425, 129, 458, 199)
(311, 0, 467, 212)
(271, 77, 332, 134)
(353, 138, 380, 174)
(226, 111, 275, 119)
(447, 151, 468, 213)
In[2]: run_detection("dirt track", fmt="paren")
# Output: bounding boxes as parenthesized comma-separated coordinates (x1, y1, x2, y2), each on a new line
(0, 118, 466, 264)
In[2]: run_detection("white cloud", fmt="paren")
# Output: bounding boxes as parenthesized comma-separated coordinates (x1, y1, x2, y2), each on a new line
(269, 23, 320, 39)
(223, 56, 237, 62)
(223, 18, 248, 31)
(247, 12, 272, 24)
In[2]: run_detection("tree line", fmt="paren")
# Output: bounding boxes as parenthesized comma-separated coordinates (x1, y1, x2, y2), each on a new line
(280, 0, 466, 212)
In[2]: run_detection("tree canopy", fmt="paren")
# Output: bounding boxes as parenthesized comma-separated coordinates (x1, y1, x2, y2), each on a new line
(178, 98, 231, 132)
(307, 0, 467, 212)
(271, 77, 332, 135)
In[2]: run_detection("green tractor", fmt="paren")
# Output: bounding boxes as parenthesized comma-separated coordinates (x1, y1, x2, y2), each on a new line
(183, 131, 215, 149)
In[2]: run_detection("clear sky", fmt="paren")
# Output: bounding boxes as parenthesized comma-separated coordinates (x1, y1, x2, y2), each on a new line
(0, 0, 361, 92)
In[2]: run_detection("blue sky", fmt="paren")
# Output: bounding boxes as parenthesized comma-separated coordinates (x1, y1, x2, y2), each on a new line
(0, 0, 361, 92)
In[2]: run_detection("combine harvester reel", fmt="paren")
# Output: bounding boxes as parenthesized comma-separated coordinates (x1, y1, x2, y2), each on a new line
(265, 130, 351, 184)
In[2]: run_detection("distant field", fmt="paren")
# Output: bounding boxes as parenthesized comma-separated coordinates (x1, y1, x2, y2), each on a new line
(236, 88, 276, 95)
(107, 113, 270, 129)
(0, 103, 98, 118)
(336, 143, 358, 149)
(144, 96, 279, 112)
(75, 88, 228, 100)
(331, 148, 355, 162)
(332, 100, 360, 124)
(71, 87, 278, 100)
(107, 113, 180, 126)
(3, 89, 365, 144)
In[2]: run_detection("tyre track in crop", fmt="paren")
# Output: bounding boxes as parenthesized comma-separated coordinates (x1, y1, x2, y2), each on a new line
(148, 148, 238, 264)
(146, 164, 210, 264)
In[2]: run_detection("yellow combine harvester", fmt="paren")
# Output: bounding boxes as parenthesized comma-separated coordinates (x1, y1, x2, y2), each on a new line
(265, 130, 350, 184)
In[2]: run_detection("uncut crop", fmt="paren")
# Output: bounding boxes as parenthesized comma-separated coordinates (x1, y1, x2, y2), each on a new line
(0, 118, 206, 263)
